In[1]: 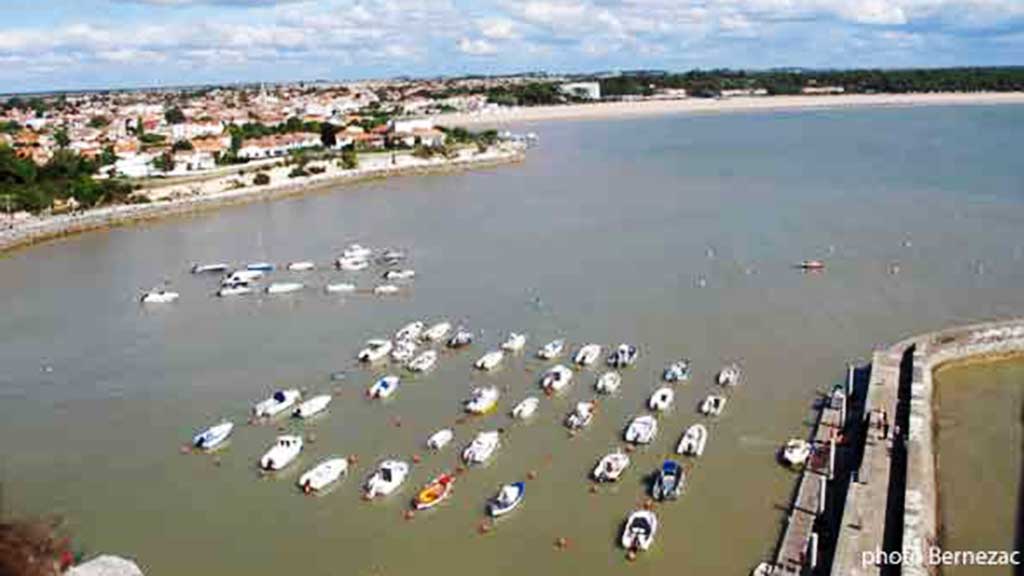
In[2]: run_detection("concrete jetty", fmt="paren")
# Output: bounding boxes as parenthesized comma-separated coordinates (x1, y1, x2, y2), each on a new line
(764, 318, 1024, 575)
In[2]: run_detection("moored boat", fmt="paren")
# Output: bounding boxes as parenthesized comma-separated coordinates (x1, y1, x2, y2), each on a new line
(796, 259, 826, 270)
(595, 371, 622, 394)
(287, 261, 316, 272)
(368, 375, 400, 399)
(325, 282, 357, 293)
(427, 428, 454, 450)
(191, 263, 228, 274)
(677, 423, 708, 457)
(390, 339, 418, 363)
(395, 321, 426, 341)
(337, 256, 370, 271)
(663, 359, 691, 382)
(422, 321, 452, 342)
(648, 387, 675, 412)
(293, 394, 332, 418)
(140, 289, 179, 304)
(383, 269, 416, 281)
(700, 395, 727, 417)
(373, 284, 400, 295)
(414, 473, 455, 510)
(474, 350, 505, 371)
(407, 350, 438, 372)
(540, 364, 574, 393)
(462, 430, 500, 464)
(253, 389, 301, 418)
(593, 451, 630, 482)
(651, 460, 684, 501)
(606, 344, 639, 368)
(266, 282, 303, 294)
(341, 244, 373, 260)
(752, 562, 777, 576)
(358, 339, 393, 363)
(624, 414, 658, 444)
(365, 459, 409, 498)
(259, 435, 303, 471)
(573, 344, 602, 366)
(718, 363, 742, 387)
(464, 386, 500, 414)
(488, 482, 525, 517)
(501, 332, 528, 352)
(781, 439, 812, 467)
(621, 510, 658, 552)
(222, 269, 263, 286)
(565, 401, 596, 430)
(193, 421, 233, 451)
(298, 458, 348, 493)
(537, 338, 565, 360)
(217, 285, 252, 297)
(246, 262, 275, 272)
(511, 397, 539, 419)
(447, 329, 474, 349)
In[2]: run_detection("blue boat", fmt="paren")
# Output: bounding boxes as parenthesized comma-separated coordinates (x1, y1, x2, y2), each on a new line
(651, 460, 684, 501)
(488, 481, 525, 517)
(246, 262, 276, 272)
(193, 421, 234, 451)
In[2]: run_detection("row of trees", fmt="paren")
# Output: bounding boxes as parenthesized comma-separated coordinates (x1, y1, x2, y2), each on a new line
(0, 146, 135, 213)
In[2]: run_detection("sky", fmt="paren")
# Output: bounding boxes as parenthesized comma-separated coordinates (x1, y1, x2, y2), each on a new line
(1, 0, 1023, 92)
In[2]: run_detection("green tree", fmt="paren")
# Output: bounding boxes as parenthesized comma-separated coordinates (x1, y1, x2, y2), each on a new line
(99, 146, 117, 167)
(152, 152, 175, 173)
(172, 140, 194, 152)
(320, 123, 337, 148)
(53, 128, 70, 149)
(340, 148, 358, 170)
(164, 107, 186, 125)
(88, 116, 110, 129)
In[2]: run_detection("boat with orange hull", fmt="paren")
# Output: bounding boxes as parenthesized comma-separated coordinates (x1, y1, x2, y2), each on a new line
(414, 473, 455, 510)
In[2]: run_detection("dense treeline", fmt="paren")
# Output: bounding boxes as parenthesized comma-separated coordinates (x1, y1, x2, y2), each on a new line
(599, 67, 1024, 98)
(484, 82, 571, 106)
(0, 146, 135, 213)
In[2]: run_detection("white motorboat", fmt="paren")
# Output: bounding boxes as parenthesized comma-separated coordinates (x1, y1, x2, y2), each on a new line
(407, 350, 438, 372)
(512, 397, 539, 419)
(373, 284, 400, 295)
(259, 435, 303, 471)
(287, 261, 316, 272)
(383, 269, 416, 281)
(266, 282, 303, 294)
(464, 386, 500, 414)
(217, 285, 252, 297)
(648, 387, 675, 412)
(368, 375, 400, 399)
(573, 344, 602, 366)
(246, 262, 275, 272)
(140, 289, 179, 304)
(191, 263, 228, 274)
(390, 339, 418, 363)
(596, 371, 622, 394)
(395, 321, 425, 341)
(222, 269, 263, 286)
(192, 421, 233, 451)
(677, 423, 708, 457)
(379, 249, 406, 264)
(651, 460, 685, 501)
(718, 363, 742, 387)
(342, 244, 373, 260)
(501, 332, 527, 352)
(298, 458, 348, 493)
(541, 364, 574, 393)
(489, 482, 525, 517)
(625, 415, 658, 444)
(700, 395, 727, 417)
(364, 459, 409, 498)
(621, 510, 658, 552)
(422, 321, 452, 342)
(447, 329, 474, 349)
(475, 350, 505, 371)
(337, 256, 370, 271)
(325, 282, 357, 293)
(462, 430, 500, 464)
(293, 394, 332, 418)
(593, 451, 630, 482)
(606, 344, 639, 368)
(663, 359, 691, 382)
(253, 389, 301, 418)
(427, 429, 454, 450)
(781, 439, 812, 467)
(358, 339, 393, 363)
(537, 339, 565, 360)
(752, 563, 777, 576)
(565, 401, 596, 430)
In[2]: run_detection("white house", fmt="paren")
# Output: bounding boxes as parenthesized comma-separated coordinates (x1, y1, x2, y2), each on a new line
(388, 117, 435, 133)
(559, 82, 601, 100)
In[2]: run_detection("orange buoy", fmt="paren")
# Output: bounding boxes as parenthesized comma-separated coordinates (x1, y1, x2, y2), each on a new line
(455, 465, 467, 475)
(625, 445, 635, 453)
(477, 521, 493, 534)
(527, 470, 538, 480)
(362, 493, 372, 501)
(627, 550, 638, 562)
(642, 499, 654, 510)
(393, 417, 402, 428)
(589, 485, 598, 494)
(404, 510, 415, 520)
(349, 454, 359, 464)
(180, 445, 191, 455)
(554, 537, 570, 550)
(412, 454, 422, 464)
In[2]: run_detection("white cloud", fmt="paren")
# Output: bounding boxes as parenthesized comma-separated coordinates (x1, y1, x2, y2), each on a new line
(457, 37, 498, 55)
(478, 17, 520, 40)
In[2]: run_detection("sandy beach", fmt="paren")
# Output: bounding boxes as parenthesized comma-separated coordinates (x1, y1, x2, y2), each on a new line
(438, 92, 1024, 126)
(0, 144, 525, 253)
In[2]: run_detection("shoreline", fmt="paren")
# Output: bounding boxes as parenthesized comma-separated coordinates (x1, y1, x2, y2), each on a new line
(0, 145, 525, 255)
(438, 92, 1024, 126)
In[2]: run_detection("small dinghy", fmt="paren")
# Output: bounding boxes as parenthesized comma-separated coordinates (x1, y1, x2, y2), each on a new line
(140, 289, 179, 304)
(752, 562, 777, 576)
(298, 458, 348, 493)
(287, 261, 315, 272)
(651, 460, 684, 501)
(427, 429, 454, 450)
(368, 375, 400, 399)
(700, 395, 727, 417)
(475, 350, 505, 371)
(462, 430, 500, 465)
(358, 339, 393, 363)
(464, 386, 500, 414)
(253, 389, 301, 418)
(447, 329, 474, 349)
(193, 421, 233, 451)
(541, 364, 574, 393)
(489, 482, 525, 517)
(596, 371, 622, 394)
(379, 249, 406, 264)
(222, 269, 263, 286)
(663, 359, 691, 382)
(246, 262, 275, 272)
(422, 321, 452, 342)
(383, 269, 416, 281)
(718, 363, 742, 387)
(407, 350, 437, 372)
(512, 397, 539, 419)
(191, 263, 228, 274)
(338, 257, 370, 271)
(621, 510, 658, 552)
(414, 473, 455, 510)
(606, 344, 639, 368)
(341, 244, 373, 260)
(501, 332, 528, 352)
(573, 344, 602, 366)
(260, 435, 303, 471)
(390, 339, 418, 363)
(293, 394, 332, 419)
(537, 338, 565, 360)
(217, 285, 252, 297)
(593, 451, 630, 482)
(625, 415, 658, 444)
(266, 282, 303, 295)
(648, 387, 675, 412)
(373, 284, 400, 295)
(325, 282, 357, 294)
(781, 439, 812, 467)
(565, 401, 596, 430)
(365, 460, 409, 499)
(395, 321, 425, 341)
(677, 423, 708, 457)
(796, 259, 826, 271)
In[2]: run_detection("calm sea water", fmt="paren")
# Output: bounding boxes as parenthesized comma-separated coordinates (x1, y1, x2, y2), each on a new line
(2, 106, 1023, 575)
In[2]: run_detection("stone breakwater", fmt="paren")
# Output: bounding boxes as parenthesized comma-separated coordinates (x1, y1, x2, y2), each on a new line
(766, 318, 1024, 575)
(0, 147, 525, 254)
